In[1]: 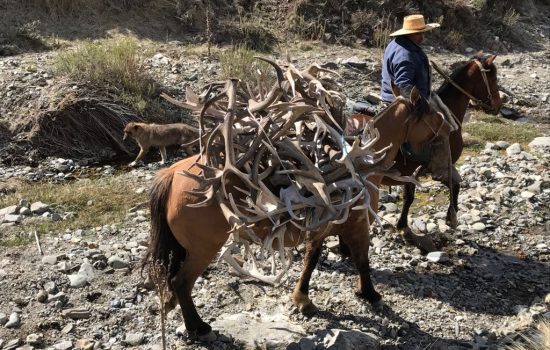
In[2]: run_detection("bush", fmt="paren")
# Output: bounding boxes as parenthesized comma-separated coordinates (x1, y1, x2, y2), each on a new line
(51, 36, 156, 112)
(217, 46, 275, 85)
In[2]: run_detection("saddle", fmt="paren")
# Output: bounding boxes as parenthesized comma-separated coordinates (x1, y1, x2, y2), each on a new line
(344, 98, 379, 136)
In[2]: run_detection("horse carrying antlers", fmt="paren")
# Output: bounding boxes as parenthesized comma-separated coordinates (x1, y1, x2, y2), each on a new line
(143, 57, 451, 341)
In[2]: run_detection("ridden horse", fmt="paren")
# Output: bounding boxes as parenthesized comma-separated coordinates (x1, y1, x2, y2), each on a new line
(383, 54, 502, 248)
(144, 89, 451, 340)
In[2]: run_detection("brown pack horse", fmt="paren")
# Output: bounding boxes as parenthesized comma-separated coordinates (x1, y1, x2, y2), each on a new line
(144, 89, 451, 341)
(384, 54, 502, 248)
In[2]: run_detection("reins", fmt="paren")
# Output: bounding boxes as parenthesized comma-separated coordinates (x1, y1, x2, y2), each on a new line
(431, 59, 494, 111)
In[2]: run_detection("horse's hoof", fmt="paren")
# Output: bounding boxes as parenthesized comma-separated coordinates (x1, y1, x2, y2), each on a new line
(299, 302, 318, 315)
(198, 330, 217, 342)
(355, 289, 382, 304)
(446, 217, 458, 229)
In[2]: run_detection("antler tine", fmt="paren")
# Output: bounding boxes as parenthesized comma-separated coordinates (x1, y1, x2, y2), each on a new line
(254, 56, 285, 89)
(249, 83, 284, 113)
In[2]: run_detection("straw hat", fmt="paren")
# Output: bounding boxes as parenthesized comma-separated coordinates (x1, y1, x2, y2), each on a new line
(389, 14, 440, 37)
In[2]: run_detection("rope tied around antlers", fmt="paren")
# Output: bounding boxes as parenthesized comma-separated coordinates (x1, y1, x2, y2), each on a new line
(162, 57, 392, 284)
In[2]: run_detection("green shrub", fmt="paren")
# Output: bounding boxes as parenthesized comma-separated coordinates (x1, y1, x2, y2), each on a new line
(463, 111, 540, 149)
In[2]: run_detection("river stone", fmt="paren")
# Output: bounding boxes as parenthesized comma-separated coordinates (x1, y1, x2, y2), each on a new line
(53, 340, 73, 350)
(124, 333, 144, 346)
(0, 312, 7, 325)
(108, 256, 129, 269)
(26, 333, 44, 346)
(68, 274, 88, 288)
(383, 203, 398, 213)
(472, 222, 486, 231)
(62, 308, 91, 319)
(4, 312, 21, 328)
(30, 201, 50, 214)
(41, 255, 57, 265)
(426, 251, 450, 263)
(212, 308, 305, 348)
(326, 329, 380, 350)
(506, 143, 522, 156)
(528, 136, 550, 149)
(75, 339, 94, 350)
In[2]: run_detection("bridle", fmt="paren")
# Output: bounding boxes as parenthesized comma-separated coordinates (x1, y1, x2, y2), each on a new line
(431, 59, 496, 112)
(422, 112, 449, 143)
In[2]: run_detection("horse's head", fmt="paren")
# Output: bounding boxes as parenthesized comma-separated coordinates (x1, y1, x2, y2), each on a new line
(469, 53, 502, 114)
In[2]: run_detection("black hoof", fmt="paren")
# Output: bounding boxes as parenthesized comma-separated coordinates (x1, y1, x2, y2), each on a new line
(185, 322, 213, 342)
(355, 289, 382, 304)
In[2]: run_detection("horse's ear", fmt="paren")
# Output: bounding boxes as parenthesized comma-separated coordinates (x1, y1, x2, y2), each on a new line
(475, 50, 484, 59)
(485, 54, 496, 66)
(409, 86, 421, 104)
(391, 82, 400, 97)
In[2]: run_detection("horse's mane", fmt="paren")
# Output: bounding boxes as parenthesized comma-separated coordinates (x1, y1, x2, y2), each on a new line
(374, 95, 430, 124)
(436, 54, 497, 95)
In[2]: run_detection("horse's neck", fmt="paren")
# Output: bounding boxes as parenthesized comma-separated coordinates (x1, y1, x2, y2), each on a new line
(437, 70, 473, 125)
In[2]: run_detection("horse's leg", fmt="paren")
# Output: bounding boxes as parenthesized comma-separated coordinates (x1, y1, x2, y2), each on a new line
(337, 235, 351, 258)
(170, 242, 222, 342)
(396, 183, 416, 244)
(339, 225, 381, 303)
(292, 237, 324, 314)
(445, 167, 461, 228)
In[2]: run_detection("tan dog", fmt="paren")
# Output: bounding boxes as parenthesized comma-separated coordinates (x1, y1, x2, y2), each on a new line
(123, 122, 200, 166)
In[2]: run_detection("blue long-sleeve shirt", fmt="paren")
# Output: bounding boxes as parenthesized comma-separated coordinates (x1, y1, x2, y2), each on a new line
(380, 36, 431, 103)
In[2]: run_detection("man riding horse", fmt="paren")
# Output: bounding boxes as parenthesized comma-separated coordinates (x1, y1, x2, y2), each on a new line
(381, 14, 453, 184)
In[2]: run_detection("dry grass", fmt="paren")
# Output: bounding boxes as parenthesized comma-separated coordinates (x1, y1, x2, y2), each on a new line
(51, 36, 157, 112)
(217, 45, 275, 85)
(0, 174, 147, 240)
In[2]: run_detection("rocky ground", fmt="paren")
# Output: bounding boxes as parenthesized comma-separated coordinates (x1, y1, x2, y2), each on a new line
(0, 134, 549, 350)
(1, 34, 550, 350)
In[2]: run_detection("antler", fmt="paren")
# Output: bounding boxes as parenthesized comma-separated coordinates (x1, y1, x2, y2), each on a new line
(163, 57, 392, 284)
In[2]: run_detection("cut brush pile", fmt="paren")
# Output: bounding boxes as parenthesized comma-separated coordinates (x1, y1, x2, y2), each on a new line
(162, 57, 411, 284)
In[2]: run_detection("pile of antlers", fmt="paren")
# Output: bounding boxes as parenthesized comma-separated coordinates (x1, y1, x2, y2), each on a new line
(162, 57, 390, 283)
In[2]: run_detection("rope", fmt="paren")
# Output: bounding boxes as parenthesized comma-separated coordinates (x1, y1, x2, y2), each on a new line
(430, 60, 494, 111)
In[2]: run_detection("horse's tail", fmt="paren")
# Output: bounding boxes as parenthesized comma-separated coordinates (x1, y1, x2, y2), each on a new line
(142, 167, 186, 279)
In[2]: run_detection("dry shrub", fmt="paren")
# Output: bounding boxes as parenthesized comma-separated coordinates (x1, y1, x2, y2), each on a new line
(286, 14, 326, 41)
(502, 7, 521, 29)
(445, 30, 464, 51)
(51, 36, 157, 112)
(217, 45, 275, 85)
(238, 18, 278, 52)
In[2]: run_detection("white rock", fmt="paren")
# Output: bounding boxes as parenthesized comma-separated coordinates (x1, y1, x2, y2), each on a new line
(326, 329, 380, 349)
(472, 222, 486, 231)
(124, 333, 144, 346)
(42, 255, 57, 265)
(68, 274, 88, 288)
(529, 137, 550, 149)
(30, 201, 50, 214)
(520, 191, 535, 199)
(426, 251, 449, 263)
(0, 205, 18, 216)
(383, 203, 398, 213)
(506, 143, 522, 156)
